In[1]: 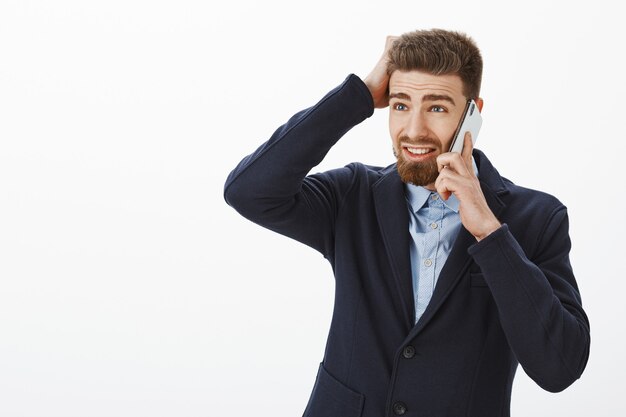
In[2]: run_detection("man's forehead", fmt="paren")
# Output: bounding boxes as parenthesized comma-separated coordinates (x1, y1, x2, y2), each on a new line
(389, 70, 464, 98)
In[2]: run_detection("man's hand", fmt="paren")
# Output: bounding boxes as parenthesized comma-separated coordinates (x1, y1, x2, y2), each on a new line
(435, 133, 501, 241)
(363, 35, 398, 108)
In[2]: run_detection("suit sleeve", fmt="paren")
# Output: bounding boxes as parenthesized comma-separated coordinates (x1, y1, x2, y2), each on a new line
(223, 74, 375, 256)
(468, 209, 590, 392)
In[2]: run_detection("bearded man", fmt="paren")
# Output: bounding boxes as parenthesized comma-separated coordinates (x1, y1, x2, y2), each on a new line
(224, 29, 590, 417)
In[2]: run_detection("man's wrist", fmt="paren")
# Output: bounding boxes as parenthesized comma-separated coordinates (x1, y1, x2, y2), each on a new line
(474, 219, 502, 242)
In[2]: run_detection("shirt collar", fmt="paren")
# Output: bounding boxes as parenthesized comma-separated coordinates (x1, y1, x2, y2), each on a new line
(405, 183, 460, 213)
(403, 156, 479, 214)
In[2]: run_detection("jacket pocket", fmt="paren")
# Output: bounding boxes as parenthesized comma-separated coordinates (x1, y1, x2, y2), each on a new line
(470, 272, 488, 287)
(302, 362, 365, 417)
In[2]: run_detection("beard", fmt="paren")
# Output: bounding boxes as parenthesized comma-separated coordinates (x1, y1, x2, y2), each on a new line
(394, 136, 443, 186)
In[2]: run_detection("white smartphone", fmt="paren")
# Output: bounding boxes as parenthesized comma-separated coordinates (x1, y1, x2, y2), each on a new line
(448, 99, 482, 153)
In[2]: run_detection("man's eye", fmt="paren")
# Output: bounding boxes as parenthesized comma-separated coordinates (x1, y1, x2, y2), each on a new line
(430, 106, 446, 113)
(393, 103, 408, 111)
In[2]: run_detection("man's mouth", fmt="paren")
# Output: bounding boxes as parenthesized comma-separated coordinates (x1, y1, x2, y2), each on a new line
(402, 146, 437, 161)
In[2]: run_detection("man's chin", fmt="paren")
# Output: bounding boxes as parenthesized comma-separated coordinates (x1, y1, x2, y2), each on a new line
(397, 158, 439, 186)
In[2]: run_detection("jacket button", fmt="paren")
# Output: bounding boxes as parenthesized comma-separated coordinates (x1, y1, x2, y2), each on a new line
(402, 345, 416, 359)
(393, 401, 407, 415)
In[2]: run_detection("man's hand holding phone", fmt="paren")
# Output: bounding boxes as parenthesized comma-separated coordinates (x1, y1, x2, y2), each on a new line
(436, 133, 501, 242)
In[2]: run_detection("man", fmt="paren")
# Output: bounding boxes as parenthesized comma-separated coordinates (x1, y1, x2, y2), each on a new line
(224, 29, 590, 417)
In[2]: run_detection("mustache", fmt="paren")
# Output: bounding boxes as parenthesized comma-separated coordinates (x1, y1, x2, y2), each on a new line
(397, 135, 442, 149)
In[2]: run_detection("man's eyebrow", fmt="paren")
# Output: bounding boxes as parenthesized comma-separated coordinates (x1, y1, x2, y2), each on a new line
(422, 94, 456, 105)
(388, 92, 411, 101)
(388, 92, 456, 106)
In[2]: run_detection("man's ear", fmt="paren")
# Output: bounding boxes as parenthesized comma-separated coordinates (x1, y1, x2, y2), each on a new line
(475, 97, 484, 112)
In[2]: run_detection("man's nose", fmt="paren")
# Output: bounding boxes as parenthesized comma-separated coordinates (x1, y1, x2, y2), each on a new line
(405, 111, 429, 140)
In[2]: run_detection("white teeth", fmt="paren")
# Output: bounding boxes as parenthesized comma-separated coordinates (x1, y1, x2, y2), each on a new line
(407, 147, 431, 155)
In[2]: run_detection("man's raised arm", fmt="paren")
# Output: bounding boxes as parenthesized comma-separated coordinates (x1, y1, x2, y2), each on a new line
(223, 38, 399, 255)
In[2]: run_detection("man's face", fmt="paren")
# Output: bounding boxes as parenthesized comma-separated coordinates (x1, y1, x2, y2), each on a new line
(388, 70, 471, 188)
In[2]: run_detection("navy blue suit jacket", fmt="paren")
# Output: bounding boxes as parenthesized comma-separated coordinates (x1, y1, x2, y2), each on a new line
(224, 74, 590, 417)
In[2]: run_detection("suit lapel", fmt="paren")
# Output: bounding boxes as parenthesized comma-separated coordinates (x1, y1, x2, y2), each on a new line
(406, 153, 508, 338)
(372, 169, 415, 331)
(407, 226, 475, 337)
(372, 151, 509, 338)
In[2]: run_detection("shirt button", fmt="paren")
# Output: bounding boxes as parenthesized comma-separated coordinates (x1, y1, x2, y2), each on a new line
(431, 194, 439, 200)
(430, 222, 438, 229)
(393, 401, 408, 415)
(402, 345, 416, 359)
(424, 259, 433, 267)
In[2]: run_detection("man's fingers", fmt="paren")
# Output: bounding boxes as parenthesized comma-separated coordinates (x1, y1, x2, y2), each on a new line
(384, 35, 399, 52)
(462, 132, 473, 165)
(364, 35, 398, 109)
(437, 133, 474, 175)
(435, 168, 457, 201)
(437, 152, 468, 175)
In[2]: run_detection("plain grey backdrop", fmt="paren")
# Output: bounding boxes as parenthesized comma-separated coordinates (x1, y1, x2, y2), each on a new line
(1, 0, 624, 415)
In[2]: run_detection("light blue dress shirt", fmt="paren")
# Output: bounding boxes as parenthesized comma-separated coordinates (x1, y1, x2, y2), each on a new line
(405, 161, 478, 324)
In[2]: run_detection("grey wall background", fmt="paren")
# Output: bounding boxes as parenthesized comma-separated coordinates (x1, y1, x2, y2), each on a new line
(1, 0, 624, 415)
